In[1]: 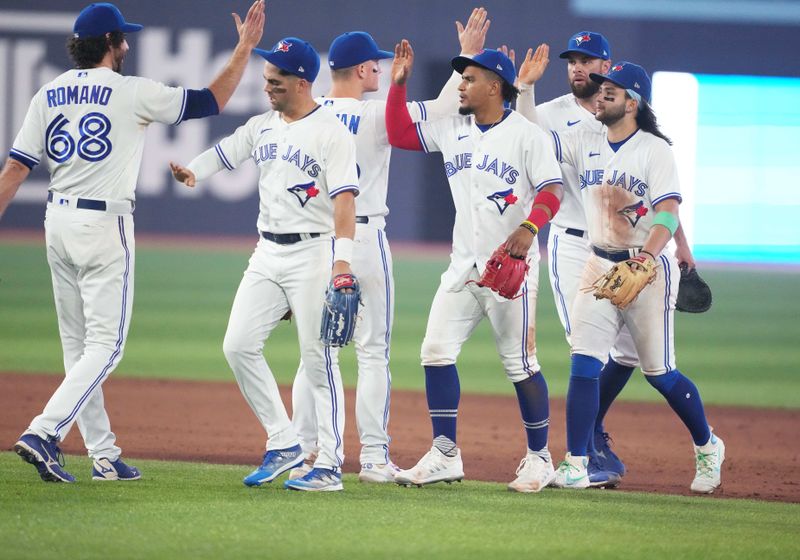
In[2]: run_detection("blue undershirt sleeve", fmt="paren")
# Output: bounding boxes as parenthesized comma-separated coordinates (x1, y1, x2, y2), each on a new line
(181, 88, 219, 122)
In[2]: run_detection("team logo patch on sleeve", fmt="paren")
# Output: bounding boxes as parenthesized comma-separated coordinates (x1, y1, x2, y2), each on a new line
(487, 189, 518, 215)
(617, 200, 648, 227)
(287, 182, 320, 207)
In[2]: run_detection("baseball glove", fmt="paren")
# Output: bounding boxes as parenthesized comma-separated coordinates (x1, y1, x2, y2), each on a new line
(320, 273, 361, 347)
(476, 244, 530, 299)
(591, 254, 657, 309)
(676, 263, 712, 313)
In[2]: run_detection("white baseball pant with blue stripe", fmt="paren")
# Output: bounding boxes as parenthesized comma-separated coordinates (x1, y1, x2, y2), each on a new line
(547, 224, 639, 367)
(223, 235, 345, 471)
(27, 200, 134, 461)
(292, 218, 395, 464)
(570, 252, 679, 375)
(420, 266, 540, 382)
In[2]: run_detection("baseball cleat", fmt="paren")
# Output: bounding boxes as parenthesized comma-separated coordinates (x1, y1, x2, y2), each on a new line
(243, 444, 304, 487)
(587, 455, 621, 488)
(508, 453, 555, 493)
(284, 467, 343, 492)
(691, 433, 725, 494)
(14, 432, 75, 483)
(358, 462, 401, 483)
(288, 452, 317, 481)
(550, 453, 590, 489)
(394, 446, 464, 487)
(591, 428, 626, 476)
(92, 457, 141, 481)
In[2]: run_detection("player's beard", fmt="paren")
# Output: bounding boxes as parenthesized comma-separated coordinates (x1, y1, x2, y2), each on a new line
(570, 79, 600, 99)
(458, 106, 474, 116)
(596, 103, 626, 126)
(112, 51, 125, 73)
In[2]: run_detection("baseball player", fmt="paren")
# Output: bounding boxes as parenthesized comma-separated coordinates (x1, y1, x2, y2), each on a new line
(0, 1, 265, 483)
(385, 41, 564, 493)
(513, 32, 698, 487)
(289, 9, 490, 484)
(170, 37, 359, 492)
(547, 62, 724, 493)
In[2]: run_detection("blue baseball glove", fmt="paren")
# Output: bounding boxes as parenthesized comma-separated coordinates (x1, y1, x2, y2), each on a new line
(320, 273, 361, 347)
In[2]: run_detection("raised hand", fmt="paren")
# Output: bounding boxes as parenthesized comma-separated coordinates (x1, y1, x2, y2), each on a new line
(169, 162, 196, 188)
(498, 44, 516, 66)
(232, 0, 265, 50)
(456, 7, 490, 56)
(391, 40, 415, 86)
(518, 43, 549, 86)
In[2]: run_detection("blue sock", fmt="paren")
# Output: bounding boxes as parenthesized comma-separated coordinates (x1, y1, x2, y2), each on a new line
(646, 369, 711, 446)
(513, 372, 549, 453)
(425, 365, 460, 450)
(566, 354, 604, 456)
(596, 357, 635, 432)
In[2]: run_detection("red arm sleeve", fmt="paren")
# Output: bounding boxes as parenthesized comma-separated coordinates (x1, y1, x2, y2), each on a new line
(385, 84, 423, 151)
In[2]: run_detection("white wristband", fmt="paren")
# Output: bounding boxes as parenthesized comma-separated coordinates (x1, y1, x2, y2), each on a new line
(334, 237, 354, 264)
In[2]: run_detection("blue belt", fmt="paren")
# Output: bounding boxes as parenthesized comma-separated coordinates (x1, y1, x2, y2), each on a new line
(565, 228, 585, 237)
(261, 231, 321, 245)
(47, 191, 106, 211)
(592, 246, 638, 263)
(356, 216, 369, 224)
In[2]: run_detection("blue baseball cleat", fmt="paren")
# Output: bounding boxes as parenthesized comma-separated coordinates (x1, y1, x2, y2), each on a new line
(587, 455, 621, 488)
(284, 467, 343, 492)
(591, 429, 626, 476)
(243, 445, 304, 487)
(92, 457, 141, 481)
(14, 432, 75, 483)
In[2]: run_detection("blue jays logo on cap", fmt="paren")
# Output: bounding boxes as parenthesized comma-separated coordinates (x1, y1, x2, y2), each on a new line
(559, 31, 610, 61)
(618, 200, 648, 227)
(451, 49, 516, 88)
(287, 181, 320, 207)
(487, 189, 518, 215)
(255, 37, 321, 82)
(328, 31, 393, 70)
(590, 61, 652, 104)
(73, 3, 143, 39)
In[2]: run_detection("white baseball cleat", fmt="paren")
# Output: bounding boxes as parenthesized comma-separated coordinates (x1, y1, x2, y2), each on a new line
(508, 453, 555, 493)
(691, 433, 725, 494)
(395, 446, 464, 487)
(358, 462, 401, 483)
(550, 453, 590, 489)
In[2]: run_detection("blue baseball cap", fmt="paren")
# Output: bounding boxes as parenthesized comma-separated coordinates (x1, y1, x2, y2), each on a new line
(559, 31, 611, 60)
(328, 32, 393, 70)
(451, 49, 516, 87)
(255, 37, 320, 82)
(73, 3, 143, 39)
(590, 61, 652, 104)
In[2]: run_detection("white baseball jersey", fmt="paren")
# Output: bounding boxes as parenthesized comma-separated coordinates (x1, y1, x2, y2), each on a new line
(416, 110, 562, 294)
(536, 94, 602, 231)
(554, 127, 681, 249)
(316, 97, 429, 218)
(187, 106, 359, 233)
(12, 67, 186, 201)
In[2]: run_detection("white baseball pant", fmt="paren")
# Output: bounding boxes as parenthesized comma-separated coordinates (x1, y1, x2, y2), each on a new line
(292, 218, 394, 464)
(223, 234, 345, 470)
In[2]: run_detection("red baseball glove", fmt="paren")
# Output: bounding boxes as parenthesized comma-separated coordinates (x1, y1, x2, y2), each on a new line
(476, 244, 530, 299)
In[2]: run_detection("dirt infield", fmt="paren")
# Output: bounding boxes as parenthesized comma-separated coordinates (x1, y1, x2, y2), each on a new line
(2, 372, 797, 502)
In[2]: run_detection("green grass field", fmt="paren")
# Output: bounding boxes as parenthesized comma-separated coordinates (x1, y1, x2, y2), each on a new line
(1, 453, 798, 560)
(2, 239, 800, 558)
(1, 240, 799, 407)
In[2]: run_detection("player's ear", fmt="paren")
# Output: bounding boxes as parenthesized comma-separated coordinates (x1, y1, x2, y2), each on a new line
(601, 60, 612, 74)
